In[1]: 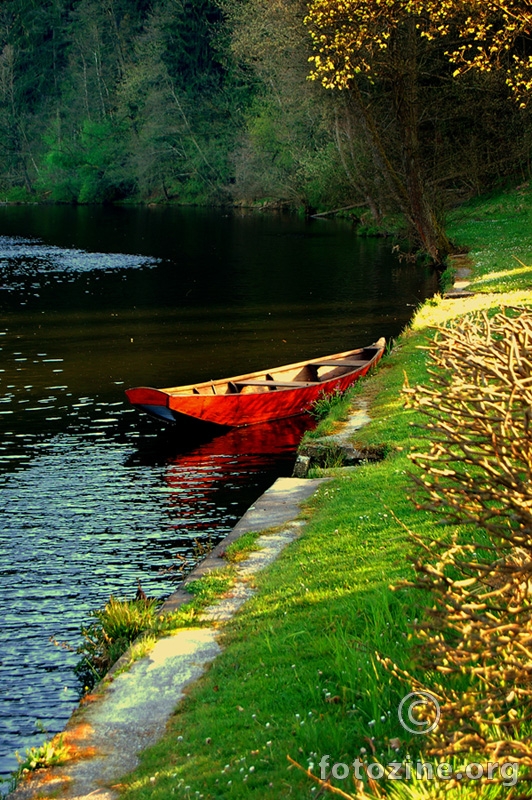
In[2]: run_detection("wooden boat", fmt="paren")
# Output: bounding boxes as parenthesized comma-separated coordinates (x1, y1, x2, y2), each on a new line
(125, 337, 386, 428)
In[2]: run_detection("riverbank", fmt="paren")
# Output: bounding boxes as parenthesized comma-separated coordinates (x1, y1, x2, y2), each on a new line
(0, 203, 433, 789)
(107, 184, 532, 800)
(10, 183, 532, 799)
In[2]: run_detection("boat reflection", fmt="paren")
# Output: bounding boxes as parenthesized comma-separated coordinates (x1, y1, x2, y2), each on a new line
(129, 414, 317, 558)
(162, 413, 315, 494)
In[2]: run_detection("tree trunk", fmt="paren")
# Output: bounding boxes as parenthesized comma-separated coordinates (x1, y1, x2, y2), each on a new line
(334, 110, 382, 222)
(392, 18, 453, 264)
(345, 47, 454, 264)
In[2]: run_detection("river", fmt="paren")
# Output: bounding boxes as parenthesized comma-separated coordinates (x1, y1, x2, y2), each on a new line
(0, 205, 437, 786)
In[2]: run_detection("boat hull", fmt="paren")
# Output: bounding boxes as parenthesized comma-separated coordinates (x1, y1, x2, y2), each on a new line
(126, 340, 385, 428)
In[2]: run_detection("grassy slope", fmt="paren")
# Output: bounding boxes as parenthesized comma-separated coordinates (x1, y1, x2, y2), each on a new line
(447, 182, 532, 291)
(116, 187, 532, 800)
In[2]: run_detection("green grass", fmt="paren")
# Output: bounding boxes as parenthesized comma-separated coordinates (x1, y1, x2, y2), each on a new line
(304, 367, 382, 442)
(447, 183, 532, 291)
(76, 569, 237, 689)
(309, 386, 354, 420)
(222, 532, 262, 563)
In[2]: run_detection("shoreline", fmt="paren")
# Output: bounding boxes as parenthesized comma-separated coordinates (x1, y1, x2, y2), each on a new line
(8, 182, 532, 799)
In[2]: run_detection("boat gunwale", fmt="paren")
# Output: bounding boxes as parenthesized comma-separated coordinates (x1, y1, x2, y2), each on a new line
(160, 345, 375, 396)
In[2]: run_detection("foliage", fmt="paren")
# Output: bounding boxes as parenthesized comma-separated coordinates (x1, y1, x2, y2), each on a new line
(75, 595, 162, 688)
(0, 0, 530, 214)
(10, 734, 71, 792)
(303, 1, 454, 260)
(309, 387, 350, 420)
(38, 118, 132, 203)
(221, 0, 350, 210)
(393, 309, 532, 784)
(305, 0, 532, 103)
(303, 0, 532, 261)
(418, 1, 532, 108)
(16, 735, 70, 772)
(75, 569, 237, 690)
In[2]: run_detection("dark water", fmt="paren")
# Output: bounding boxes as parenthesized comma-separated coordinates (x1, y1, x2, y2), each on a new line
(0, 205, 437, 784)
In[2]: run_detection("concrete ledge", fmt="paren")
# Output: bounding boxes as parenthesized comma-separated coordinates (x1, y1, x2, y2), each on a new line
(291, 401, 379, 477)
(161, 477, 327, 611)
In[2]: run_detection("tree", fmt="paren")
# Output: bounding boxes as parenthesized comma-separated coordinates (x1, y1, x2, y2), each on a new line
(220, 0, 354, 210)
(0, 0, 71, 195)
(414, 0, 532, 108)
(304, 0, 532, 262)
(115, 0, 240, 202)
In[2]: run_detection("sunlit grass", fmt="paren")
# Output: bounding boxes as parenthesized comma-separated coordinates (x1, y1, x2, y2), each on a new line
(75, 569, 236, 689)
(446, 184, 532, 290)
(222, 531, 261, 563)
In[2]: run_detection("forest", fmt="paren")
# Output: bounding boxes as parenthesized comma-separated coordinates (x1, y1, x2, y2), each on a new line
(1, 0, 532, 260)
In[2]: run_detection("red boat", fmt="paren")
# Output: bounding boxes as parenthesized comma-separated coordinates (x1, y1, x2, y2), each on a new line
(125, 338, 386, 428)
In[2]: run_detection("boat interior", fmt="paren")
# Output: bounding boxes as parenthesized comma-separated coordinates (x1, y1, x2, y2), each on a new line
(168, 346, 382, 397)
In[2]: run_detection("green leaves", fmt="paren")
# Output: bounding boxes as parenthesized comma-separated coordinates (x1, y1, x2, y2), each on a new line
(38, 117, 131, 202)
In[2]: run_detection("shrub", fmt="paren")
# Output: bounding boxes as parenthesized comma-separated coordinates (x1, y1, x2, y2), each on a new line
(75, 595, 160, 688)
(397, 308, 532, 784)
